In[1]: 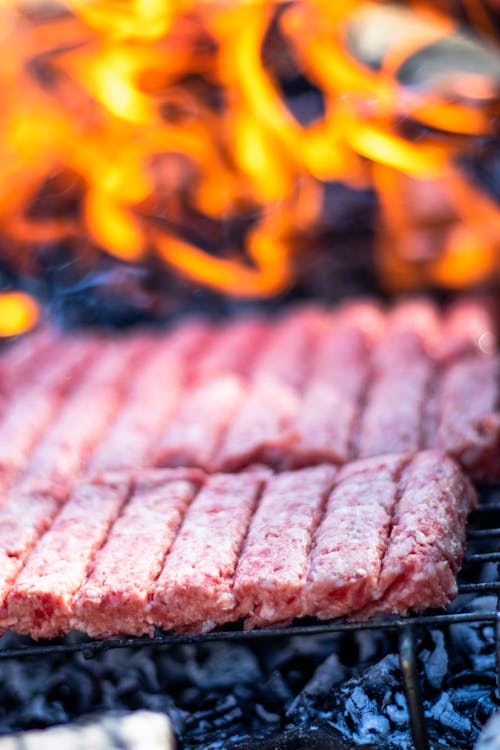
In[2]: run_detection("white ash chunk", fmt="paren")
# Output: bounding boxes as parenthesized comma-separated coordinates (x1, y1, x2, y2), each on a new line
(0, 710, 175, 750)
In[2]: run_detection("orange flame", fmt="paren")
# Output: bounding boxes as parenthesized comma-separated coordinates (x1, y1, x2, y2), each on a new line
(0, 0, 499, 311)
(0, 292, 40, 337)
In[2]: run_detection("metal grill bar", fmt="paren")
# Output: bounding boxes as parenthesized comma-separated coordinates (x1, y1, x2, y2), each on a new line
(464, 552, 500, 563)
(0, 610, 497, 660)
(467, 527, 500, 539)
(472, 503, 500, 513)
(458, 582, 500, 593)
(399, 626, 429, 750)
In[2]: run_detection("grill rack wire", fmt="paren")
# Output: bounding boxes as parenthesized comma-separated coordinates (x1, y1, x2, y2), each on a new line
(0, 488, 499, 750)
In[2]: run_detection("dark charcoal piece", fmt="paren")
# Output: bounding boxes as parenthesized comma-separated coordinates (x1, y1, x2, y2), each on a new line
(317, 654, 405, 748)
(230, 727, 379, 750)
(476, 711, 500, 750)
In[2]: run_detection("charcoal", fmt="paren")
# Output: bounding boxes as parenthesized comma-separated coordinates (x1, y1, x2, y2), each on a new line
(184, 693, 242, 729)
(297, 652, 347, 700)
(0, 602, 496, 750)
(347, 687, 392, 741)
(260, 671, 295, 709)
(100, 680, 127, 713)
(182, 644, 262, 691)
(183, 693, 249, 748)
(230, 726, 379, 749)
(113, 660, 160, 697)
(288, 615, 497, 750)
(354, 630, 389, 664)
(449, 622, 491, 660)
(45, 669, 95, 716)
(420, 631, 448, 690)
(385, 692, 408, 726)
(451, 680, 495, 712)
(254, 704, 281, 725)
(474, 694, 500, 729)
(475, 711, 500, 749)
(322, 655, 402, 747)
(286, 653, 347, 722)
(427, 692, 475, 742)
(14, 693, 68, 730)
(449, 597, 496, 673)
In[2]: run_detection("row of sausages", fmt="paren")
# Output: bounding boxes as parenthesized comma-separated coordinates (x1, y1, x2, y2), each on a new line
(0, 451, 475, 639)
(0, 296, 498, 498)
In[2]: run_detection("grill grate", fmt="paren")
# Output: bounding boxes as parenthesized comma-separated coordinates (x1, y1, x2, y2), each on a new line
(0, 486, 498, 750)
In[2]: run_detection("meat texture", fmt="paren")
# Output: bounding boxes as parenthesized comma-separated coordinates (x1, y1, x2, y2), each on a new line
(358, 299, 440, 457)
(155, 317, 267, 471)
(0, 296, 495, 641)
(356, 451, 477, 619)
(155, 375, 246, 471)
(194, 316, 267, 381)
(148, 469, 268, 632)
(234, 465, 337, 627)
(0, 337, 101, 485)
(75, 469, 203, 637)
(7, 474, 132, 639)
(24, 335, 149, 488)
(0, 326, 60, 397)
(0, 478, 69, 630)
(1, 452, 475, 638)
(433, 296, 497, 363)
(289, 302, 383, 466)
(0, 295, 498, 480)
(90, 322, 210, 471)
(303, 454, 409, 620)
(435, 355, 500, 480)
(216, 307, 323, 470)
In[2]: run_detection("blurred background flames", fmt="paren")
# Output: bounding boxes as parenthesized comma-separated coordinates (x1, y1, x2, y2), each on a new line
(0, 0, 499, 334)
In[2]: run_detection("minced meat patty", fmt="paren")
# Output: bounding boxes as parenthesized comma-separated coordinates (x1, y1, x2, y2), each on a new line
(0, 295, 497, 480)
(1, 452, 476, 639)
(75, 469, 203, 638)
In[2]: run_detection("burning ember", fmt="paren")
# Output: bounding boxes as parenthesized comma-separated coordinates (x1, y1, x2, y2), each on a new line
(0, 0, 499, 335)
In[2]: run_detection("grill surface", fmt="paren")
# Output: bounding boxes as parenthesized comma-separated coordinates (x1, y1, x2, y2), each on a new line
(0, 486, 498, 750)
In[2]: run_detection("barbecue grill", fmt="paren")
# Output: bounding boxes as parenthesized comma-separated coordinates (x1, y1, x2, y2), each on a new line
(0, 482, 497, 750)
(0, 2, 499, 749)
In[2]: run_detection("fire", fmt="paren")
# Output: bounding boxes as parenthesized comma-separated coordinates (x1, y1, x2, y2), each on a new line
(0, 0, 499, 324)
(0, 292, 40, 338)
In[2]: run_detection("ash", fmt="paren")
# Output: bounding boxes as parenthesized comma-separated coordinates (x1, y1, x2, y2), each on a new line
(0, 598, 497, 750)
